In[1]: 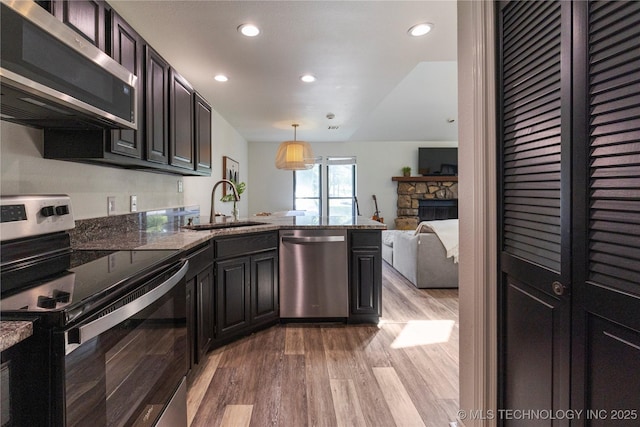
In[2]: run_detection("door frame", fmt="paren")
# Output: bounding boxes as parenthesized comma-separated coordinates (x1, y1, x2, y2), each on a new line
(458, 1, 499, 426)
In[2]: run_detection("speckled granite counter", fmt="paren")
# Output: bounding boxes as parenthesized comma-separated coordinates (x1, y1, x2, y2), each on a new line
(73, 214, 386, 252)
(1, 213, 384, 350)
(0, 320, 33, 352)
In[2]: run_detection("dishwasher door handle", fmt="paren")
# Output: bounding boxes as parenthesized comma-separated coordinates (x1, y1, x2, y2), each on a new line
(281, 235, 345, 243)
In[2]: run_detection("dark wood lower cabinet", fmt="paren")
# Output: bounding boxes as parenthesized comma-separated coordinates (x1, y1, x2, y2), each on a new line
(185, 243, 214, 372)
(196, 267, 214, 362)
(212, 232, 279, 347)
(188, 229, 380, 358)
(214, 256, 251, 341)
(348, 230, 382, 323)
(250, 250, 279, 326)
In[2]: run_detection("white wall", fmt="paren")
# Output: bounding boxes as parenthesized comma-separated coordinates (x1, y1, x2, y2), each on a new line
(183, 108, 249, 222)
(0, 109, 248, 221)
(248, 139, 457, 228)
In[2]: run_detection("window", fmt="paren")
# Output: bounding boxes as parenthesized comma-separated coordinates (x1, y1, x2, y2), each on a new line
(327, 157, 357, 216)
(293, 157, 357, 216)
(293, 163, 321, 216)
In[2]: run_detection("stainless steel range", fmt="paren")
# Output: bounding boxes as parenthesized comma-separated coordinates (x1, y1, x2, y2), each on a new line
(0, 195, 188, 427)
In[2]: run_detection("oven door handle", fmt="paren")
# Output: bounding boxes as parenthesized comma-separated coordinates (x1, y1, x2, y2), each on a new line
(65, 260, 189, 355)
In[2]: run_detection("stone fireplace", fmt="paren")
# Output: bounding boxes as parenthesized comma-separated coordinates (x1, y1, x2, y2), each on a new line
(392, 176, 458, 230)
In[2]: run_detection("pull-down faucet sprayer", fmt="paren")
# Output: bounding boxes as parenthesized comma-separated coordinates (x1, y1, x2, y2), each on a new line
(210, 179, 240, 222)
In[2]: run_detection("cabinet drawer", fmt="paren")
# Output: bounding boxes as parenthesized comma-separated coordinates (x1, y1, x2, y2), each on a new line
(215, 232, 278, 259)
(349, 230, 381, 249)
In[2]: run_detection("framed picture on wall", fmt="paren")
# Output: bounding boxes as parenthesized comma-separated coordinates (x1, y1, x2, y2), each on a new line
(223, 156, 239, 196)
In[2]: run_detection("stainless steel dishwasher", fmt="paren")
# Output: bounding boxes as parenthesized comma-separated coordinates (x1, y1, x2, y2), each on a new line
(279, 229, 349, 318)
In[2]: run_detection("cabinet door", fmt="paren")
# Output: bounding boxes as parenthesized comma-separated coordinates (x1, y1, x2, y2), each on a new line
(185, 277, 196, 372)
(169, 69, 195, 170)
(196, 267, 214, 362)
(145, 46, 169, 164)
(109, 11, 143, 158)
(348, 230, 382, 322)
(215, 257, 251, 339)
(250, 250, 279, 325)
(350, 249, 381, 317)
(194, 92, 212, 174)
(49, 0, 105, 50)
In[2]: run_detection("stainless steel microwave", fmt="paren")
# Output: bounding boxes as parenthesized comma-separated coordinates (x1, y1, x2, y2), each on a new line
(0, 0, 137, 130)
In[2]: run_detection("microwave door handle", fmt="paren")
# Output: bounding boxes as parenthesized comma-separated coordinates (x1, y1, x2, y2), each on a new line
(65, 260, 189, 355)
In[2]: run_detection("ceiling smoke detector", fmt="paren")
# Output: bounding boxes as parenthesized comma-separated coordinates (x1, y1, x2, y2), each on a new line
(326, 113, 335, 120)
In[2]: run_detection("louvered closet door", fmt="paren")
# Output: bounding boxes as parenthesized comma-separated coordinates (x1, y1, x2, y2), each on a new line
(572, 0, 640, 416)
(497, 0, 572, 421)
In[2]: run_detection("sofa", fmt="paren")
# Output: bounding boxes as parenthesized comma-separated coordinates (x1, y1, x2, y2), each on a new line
(382, 219, 459, 288)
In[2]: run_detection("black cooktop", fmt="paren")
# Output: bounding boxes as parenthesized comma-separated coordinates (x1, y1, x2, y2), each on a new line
(1, 249, 181, 325)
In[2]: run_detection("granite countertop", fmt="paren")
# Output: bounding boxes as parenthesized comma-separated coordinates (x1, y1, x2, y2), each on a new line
(0, 320, 33, 352)
(1, 214, 385, 351)
(75, 215, 386, 251)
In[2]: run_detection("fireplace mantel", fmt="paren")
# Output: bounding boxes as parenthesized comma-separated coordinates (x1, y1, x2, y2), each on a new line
(392, 176, 458, 182)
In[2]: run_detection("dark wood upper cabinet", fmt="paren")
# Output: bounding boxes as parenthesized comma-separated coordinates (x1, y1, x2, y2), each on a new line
(38, 0, 212, 176)
(145, 46, 170, 165)
(169, 69, 195, 171)
(108, 11, 143, 159)
(48, 0, 106, 51)
(194, 92, 212, 174)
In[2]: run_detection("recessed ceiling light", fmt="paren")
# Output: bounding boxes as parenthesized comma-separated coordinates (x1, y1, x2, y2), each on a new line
(214, 74, 229, 82)
(408, 22, 434, 37)
(300, 74, 316, 83)
(238, 24, 260, 37)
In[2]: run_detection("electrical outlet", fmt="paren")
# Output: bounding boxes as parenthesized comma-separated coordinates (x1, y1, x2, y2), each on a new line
(107, 196, 116, 215)
(177, 180, 183, 193)
(130, 195, 137, 212)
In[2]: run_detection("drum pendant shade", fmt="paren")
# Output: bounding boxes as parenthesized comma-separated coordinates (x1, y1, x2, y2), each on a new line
(275, 124, 314, 170)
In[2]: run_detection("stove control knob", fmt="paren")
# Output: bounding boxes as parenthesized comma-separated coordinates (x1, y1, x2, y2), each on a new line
(55, 205, 70, 216)
(37, 295, 57, 309)
(40, 206, 55, 217)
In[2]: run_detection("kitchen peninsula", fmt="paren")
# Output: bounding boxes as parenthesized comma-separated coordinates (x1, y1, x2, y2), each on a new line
(69, 208, 385, 370)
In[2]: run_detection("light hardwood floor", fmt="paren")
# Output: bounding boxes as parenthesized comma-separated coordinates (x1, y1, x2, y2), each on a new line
(187, 262, 459, 427)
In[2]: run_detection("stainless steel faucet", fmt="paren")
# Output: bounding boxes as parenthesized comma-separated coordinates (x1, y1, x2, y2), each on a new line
(210, 179, 240, 221)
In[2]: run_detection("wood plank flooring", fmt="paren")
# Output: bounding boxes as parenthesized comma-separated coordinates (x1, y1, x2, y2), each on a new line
(188, 262, 459, 427)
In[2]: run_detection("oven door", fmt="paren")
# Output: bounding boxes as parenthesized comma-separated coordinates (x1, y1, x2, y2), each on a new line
(60, 260, 188, 427)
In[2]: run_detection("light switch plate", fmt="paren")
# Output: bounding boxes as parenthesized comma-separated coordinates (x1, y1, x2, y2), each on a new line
(177, 180, 183, 193)
(107, 196, 116, 215)
(130, 195, 137, 212)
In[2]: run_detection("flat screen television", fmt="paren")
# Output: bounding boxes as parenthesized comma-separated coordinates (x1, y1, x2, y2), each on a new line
(418, 147, 458, 176)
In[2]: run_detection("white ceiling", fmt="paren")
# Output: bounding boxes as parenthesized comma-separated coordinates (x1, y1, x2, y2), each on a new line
(109, 1, 458, 144)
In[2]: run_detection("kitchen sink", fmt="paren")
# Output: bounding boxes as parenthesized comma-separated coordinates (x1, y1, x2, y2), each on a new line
(181, 221, 267, 231)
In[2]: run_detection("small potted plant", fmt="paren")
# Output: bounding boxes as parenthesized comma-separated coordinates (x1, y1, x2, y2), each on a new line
(402, 166, 411, 177)
(220, 180, 246, 220)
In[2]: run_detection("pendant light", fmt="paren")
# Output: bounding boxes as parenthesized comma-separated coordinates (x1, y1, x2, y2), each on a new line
(275, 124, 315, 170)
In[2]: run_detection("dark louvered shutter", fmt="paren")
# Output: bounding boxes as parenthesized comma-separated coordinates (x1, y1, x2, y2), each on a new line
(501, 1, 562, 272)
(588, 1, 640, 295)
